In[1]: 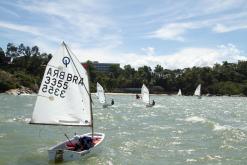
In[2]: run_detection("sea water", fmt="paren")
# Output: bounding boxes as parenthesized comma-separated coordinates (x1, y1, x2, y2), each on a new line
(0, 94, 247, 165)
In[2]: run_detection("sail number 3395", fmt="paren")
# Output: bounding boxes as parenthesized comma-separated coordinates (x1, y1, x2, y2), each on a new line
(42, 76, 67, 98)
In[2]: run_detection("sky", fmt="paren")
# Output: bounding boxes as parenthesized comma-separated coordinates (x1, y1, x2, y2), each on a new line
(0, 0, 247, 69)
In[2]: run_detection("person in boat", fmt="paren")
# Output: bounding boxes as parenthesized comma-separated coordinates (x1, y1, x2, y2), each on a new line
(67, 135, 93, 151)
(136, 94, 140, 99)
(152, 100, 155, 106)
(111, 99, 114, 105)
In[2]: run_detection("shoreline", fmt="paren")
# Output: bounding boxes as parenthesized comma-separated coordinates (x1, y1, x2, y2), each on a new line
(1, 90, 246, 97)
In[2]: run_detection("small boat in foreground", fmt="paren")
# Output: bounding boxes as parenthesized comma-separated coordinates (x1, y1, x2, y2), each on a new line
(30, 42, 104, 162)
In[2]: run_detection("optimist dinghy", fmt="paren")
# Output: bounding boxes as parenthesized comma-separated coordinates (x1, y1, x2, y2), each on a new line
(30, 42, 104, 162)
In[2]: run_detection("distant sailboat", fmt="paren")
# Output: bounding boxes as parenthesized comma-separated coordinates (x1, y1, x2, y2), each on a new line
(30, 42, 105, 162)
(141, 84, 155, 107)
(194, 84, 201, 99)
(177, 89, 182, 96)
(96, 82, 114, 108)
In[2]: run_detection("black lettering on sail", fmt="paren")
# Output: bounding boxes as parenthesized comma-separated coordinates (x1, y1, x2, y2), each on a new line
(59, 72, 65, 80)
(78, 78, 83, 85)
(47, 68, 52, 76)
(67, 73, 72, 81)
(53, 69, 59, 78)
(72, 76, 78, 83)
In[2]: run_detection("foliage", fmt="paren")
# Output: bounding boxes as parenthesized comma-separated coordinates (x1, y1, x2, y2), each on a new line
(1, 43, 247, 96)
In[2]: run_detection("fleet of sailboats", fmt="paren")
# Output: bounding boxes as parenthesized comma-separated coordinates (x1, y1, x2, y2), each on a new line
(30, 42, 105, 162)
(96, 82, 114, 108)
(28, 42, 208, 162)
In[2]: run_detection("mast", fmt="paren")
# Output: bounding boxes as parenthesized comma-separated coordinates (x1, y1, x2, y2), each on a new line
(88, 69, 94, 138)
(63, 42, 94, 136)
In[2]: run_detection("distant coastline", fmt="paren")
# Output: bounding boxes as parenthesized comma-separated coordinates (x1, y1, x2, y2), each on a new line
(1, 43, 247, 97)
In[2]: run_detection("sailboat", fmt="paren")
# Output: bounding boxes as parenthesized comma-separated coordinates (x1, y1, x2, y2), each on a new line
(141, 84, 155, 107)
(177, 89, 182, 96)
(194, 84, 201, 99)
(30, 42, 105, 162)
(96, 82, 114, 108)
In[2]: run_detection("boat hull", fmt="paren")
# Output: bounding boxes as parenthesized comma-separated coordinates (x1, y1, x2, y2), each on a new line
(103, 103, 112, 108)
(146, 104, 154, 108)
(48, 132, 105, 162)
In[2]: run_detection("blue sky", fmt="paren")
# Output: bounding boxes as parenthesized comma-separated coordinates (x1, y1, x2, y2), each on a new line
(0, 0, 247, 69)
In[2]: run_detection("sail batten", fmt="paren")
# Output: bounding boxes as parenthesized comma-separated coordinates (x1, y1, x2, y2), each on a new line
(141, 84, 150, 104)
(31, 43, 91, 126)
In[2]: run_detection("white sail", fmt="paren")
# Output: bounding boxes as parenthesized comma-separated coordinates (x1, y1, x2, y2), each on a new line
(30, 42, 91, 126)
(194, 84, 201, 96)
(96, 82, 106, 104)
(141, 84, 150, 104)
(177, 89, 182, 96)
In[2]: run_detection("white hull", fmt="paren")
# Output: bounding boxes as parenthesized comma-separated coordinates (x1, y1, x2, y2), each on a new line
(48, 133, 105, 162)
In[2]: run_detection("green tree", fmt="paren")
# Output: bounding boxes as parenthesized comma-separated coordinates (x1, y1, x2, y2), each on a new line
(0, 47, 5, 64)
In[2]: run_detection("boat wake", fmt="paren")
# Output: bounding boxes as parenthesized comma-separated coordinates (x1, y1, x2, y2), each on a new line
(132, 103, 143, 107)
(185, 116, 232, 132)
(6, 116, 31, 123)
(185, 116, 206, 123)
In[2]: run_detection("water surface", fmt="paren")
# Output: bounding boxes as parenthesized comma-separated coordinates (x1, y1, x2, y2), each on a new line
(0, 94, 247, 165)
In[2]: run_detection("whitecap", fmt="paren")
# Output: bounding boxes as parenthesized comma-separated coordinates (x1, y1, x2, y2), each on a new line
(6, 116, 31, 123)
(153, 105, 165, 108)
(213, 123, 231, 131)
(185, 116, 206, 123)
(0, 133, 7, 138)
(186, 159, 197, 162)
(132, 103, 143, 107)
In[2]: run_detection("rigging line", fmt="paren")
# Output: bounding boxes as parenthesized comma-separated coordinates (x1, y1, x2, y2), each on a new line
(63, 42, 94, 137)
(62, 42, 92, 100)
(64, 42, 94, 105)
(63, 42, 95, 137)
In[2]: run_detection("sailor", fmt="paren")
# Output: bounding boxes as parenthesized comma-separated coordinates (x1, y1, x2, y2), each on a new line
(67, 135, 82, 151)
(111, 99, 114, 105)
(70, 135, 93, 151)
(152, 100, 155, 106)
(136, 94, 140, 99)
(79, 136, 93, 150)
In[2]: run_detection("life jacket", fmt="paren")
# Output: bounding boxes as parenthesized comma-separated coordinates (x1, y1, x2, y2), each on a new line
(79, 136, 93, 150)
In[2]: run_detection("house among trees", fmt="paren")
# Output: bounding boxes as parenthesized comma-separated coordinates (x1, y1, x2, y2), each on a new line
(82, 61, 120, 73)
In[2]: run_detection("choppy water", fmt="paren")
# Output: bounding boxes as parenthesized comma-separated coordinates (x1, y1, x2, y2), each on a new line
(1, 94, 247, 165)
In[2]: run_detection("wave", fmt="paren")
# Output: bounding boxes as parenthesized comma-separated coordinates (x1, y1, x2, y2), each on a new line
(213, 123, 232, 131)
(185, 116, 233, 132)
(185, 116, 206, 123)
(153, 105, 165, 108)
(6, 116, 31, 123)
(132, 103, 143, 107)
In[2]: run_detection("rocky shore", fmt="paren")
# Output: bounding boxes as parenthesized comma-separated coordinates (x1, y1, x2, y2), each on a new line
(5, 86, 36, 95)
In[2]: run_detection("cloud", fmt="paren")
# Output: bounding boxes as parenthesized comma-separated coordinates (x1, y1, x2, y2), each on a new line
(16, 0, 121, 47)
(147, 0, 247, 41)
(0, 21, 42, 36)
(149, 23, 198, 41)
(71, 44, 246, 69)
(212, 23, 247, 33)
(150, 13, 247, 41)
(141, 47, 155, 56)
